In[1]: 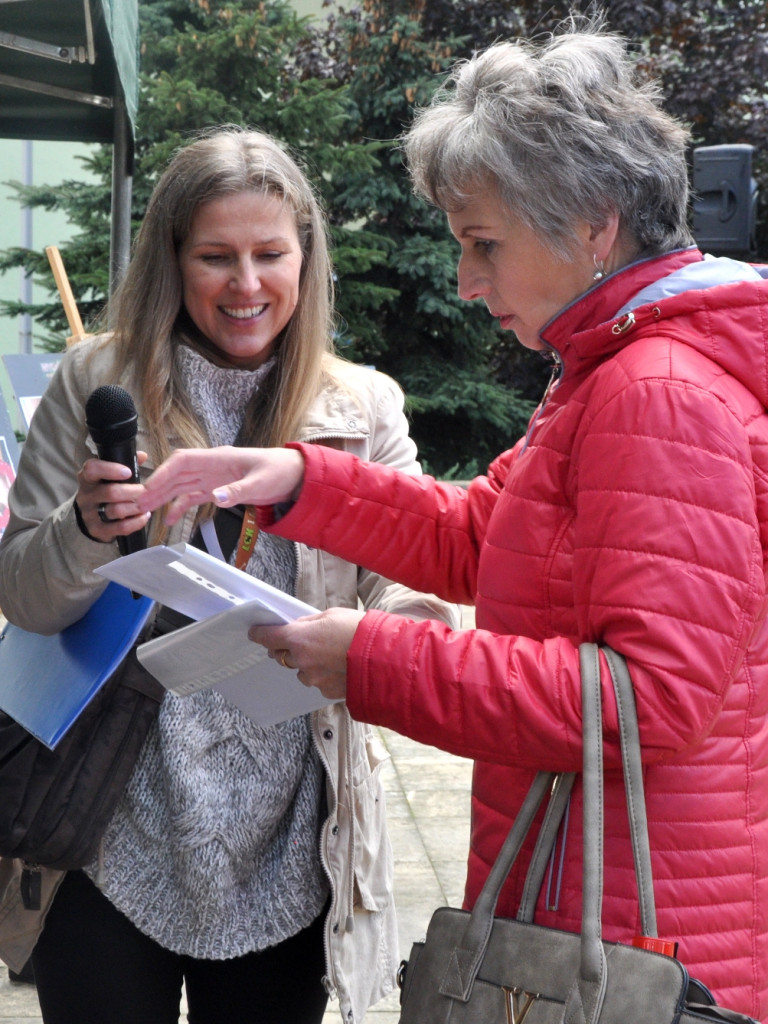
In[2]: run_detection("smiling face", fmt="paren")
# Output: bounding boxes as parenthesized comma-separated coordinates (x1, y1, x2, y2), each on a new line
(178, 191, 303, 369)
(447, 193, 597, 351)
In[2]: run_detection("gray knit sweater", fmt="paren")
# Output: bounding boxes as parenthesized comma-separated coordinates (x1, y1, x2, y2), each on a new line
(85, 346, 329, 958)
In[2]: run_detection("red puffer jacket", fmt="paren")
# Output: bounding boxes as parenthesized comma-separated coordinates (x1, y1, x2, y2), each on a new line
(265, 248, 768, 1020)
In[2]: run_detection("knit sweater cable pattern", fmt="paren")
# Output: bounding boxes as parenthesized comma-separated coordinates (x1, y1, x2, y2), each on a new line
(85, 346, 328, 958)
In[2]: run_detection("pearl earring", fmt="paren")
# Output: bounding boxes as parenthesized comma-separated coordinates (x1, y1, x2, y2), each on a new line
(593, 256, 605, 282)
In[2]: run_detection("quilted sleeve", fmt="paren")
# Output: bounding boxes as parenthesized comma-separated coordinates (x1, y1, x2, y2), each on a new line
(267, 441, 513, 606)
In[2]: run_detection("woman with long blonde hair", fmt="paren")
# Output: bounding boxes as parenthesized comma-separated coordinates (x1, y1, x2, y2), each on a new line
(0, 126, 458, 1024)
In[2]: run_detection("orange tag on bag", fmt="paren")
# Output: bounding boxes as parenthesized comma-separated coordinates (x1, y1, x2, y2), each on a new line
(632, 935, 679, 958)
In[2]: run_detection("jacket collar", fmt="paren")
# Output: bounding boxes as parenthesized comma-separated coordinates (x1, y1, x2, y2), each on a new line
(538, 246, 768, 413)
(540, 247, 704, 376)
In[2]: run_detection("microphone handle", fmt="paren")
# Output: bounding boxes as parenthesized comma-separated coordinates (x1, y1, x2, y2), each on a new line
(95, 439, 147, 557)
(117, 525, 147, 558)
(95, 439, 140, 484)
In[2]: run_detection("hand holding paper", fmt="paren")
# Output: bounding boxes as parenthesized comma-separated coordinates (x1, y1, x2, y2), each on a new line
(95, 543, 342, 726)
(251, 607, 365, 701)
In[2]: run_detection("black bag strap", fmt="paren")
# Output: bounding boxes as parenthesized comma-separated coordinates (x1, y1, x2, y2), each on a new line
(118, 647, 165, 702)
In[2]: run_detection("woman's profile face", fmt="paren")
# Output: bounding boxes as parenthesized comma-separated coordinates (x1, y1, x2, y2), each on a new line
(178, 191, 303, 370)
(447, 194, 595, 351)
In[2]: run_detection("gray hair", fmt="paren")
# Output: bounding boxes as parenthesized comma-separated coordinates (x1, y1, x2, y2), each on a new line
(402, 23, 694, 258)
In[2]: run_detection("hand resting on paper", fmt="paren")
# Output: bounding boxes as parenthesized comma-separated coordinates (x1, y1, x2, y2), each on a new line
(76, 451, 151, 544)
(138, 446, 305, 525)
(249, 607, 365, 701)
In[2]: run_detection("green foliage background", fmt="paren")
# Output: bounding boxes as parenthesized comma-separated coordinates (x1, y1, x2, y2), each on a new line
(1, 0, 766, 476)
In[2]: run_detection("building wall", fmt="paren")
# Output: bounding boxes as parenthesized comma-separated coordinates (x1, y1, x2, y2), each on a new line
(0, 141, 97, 354)
(0, 141, 98, 430)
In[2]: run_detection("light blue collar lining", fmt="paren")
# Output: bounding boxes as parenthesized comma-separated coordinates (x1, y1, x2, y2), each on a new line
(614, 254, 765, 318)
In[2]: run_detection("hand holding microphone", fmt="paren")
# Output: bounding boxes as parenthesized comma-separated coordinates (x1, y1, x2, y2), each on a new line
(80, 385, 148, 556)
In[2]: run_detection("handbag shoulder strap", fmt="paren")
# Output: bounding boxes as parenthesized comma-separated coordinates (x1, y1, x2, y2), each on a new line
(575, 645, 657, 944)
(564, 644, 657, 1024)
(602, 646, 656, 936)
(518, 646, 655, 932)
(565, 643, 609, 1023)
(438, 770, 558, 1001)
(441, 643, 656, 1009)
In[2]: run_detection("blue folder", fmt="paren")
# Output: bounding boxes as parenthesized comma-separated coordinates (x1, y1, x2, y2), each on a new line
(0, 582, 154, 749)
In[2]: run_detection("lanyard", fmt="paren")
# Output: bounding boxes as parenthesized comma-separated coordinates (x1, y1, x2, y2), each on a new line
(234, 505, 259, 571)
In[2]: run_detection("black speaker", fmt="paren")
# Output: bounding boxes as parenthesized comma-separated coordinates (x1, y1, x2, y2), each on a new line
(692, 144, 758, 256)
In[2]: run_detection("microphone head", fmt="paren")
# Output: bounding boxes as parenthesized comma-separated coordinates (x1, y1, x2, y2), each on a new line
(85, 385, 138, 446)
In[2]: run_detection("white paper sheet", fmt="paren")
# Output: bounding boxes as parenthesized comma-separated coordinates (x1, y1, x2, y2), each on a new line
(96, 544, 340, 726)
(96, 542, 316, 620)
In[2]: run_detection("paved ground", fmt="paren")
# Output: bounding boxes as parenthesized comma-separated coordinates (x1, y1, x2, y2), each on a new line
(0, 725, 473, 1023)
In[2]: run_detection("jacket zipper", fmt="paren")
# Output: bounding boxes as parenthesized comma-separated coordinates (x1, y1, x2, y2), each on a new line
(544, 793, 571, 911)
(309, 712, 337, 997)
(311, 710, 345, 1004)
(519, 351, 563, 456)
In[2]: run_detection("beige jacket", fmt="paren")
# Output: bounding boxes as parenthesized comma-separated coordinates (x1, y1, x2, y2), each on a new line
(0, 336, 459, 1023)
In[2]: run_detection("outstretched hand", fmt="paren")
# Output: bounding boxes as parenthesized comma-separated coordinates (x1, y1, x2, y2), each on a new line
(250, 608, 365, 701)
(138, 446, 305, 524)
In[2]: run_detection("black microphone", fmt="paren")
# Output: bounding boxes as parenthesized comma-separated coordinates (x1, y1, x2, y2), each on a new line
(85, 385, 147, 557)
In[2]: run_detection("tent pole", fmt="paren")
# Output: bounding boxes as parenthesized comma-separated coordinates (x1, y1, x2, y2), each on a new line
(108, 74, 133, 308)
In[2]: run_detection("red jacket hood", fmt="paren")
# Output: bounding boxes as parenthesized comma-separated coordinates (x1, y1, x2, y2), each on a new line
(541, 247, 768, 408)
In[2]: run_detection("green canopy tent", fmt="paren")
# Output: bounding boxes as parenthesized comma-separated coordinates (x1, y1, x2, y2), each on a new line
(0, 0, 139, 293)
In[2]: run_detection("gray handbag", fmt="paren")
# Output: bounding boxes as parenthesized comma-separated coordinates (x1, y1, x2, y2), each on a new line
(396, 644, 759, 1024)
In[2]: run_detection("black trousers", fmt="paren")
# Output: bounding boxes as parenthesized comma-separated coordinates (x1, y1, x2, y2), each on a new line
(31, 870, 329, 1024)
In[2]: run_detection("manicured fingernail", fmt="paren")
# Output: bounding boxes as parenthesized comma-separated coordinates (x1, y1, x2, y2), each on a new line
(213, 489, 228, 502)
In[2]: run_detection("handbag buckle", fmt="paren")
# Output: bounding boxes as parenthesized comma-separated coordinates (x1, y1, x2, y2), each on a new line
(502, 986, 540, 1024)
